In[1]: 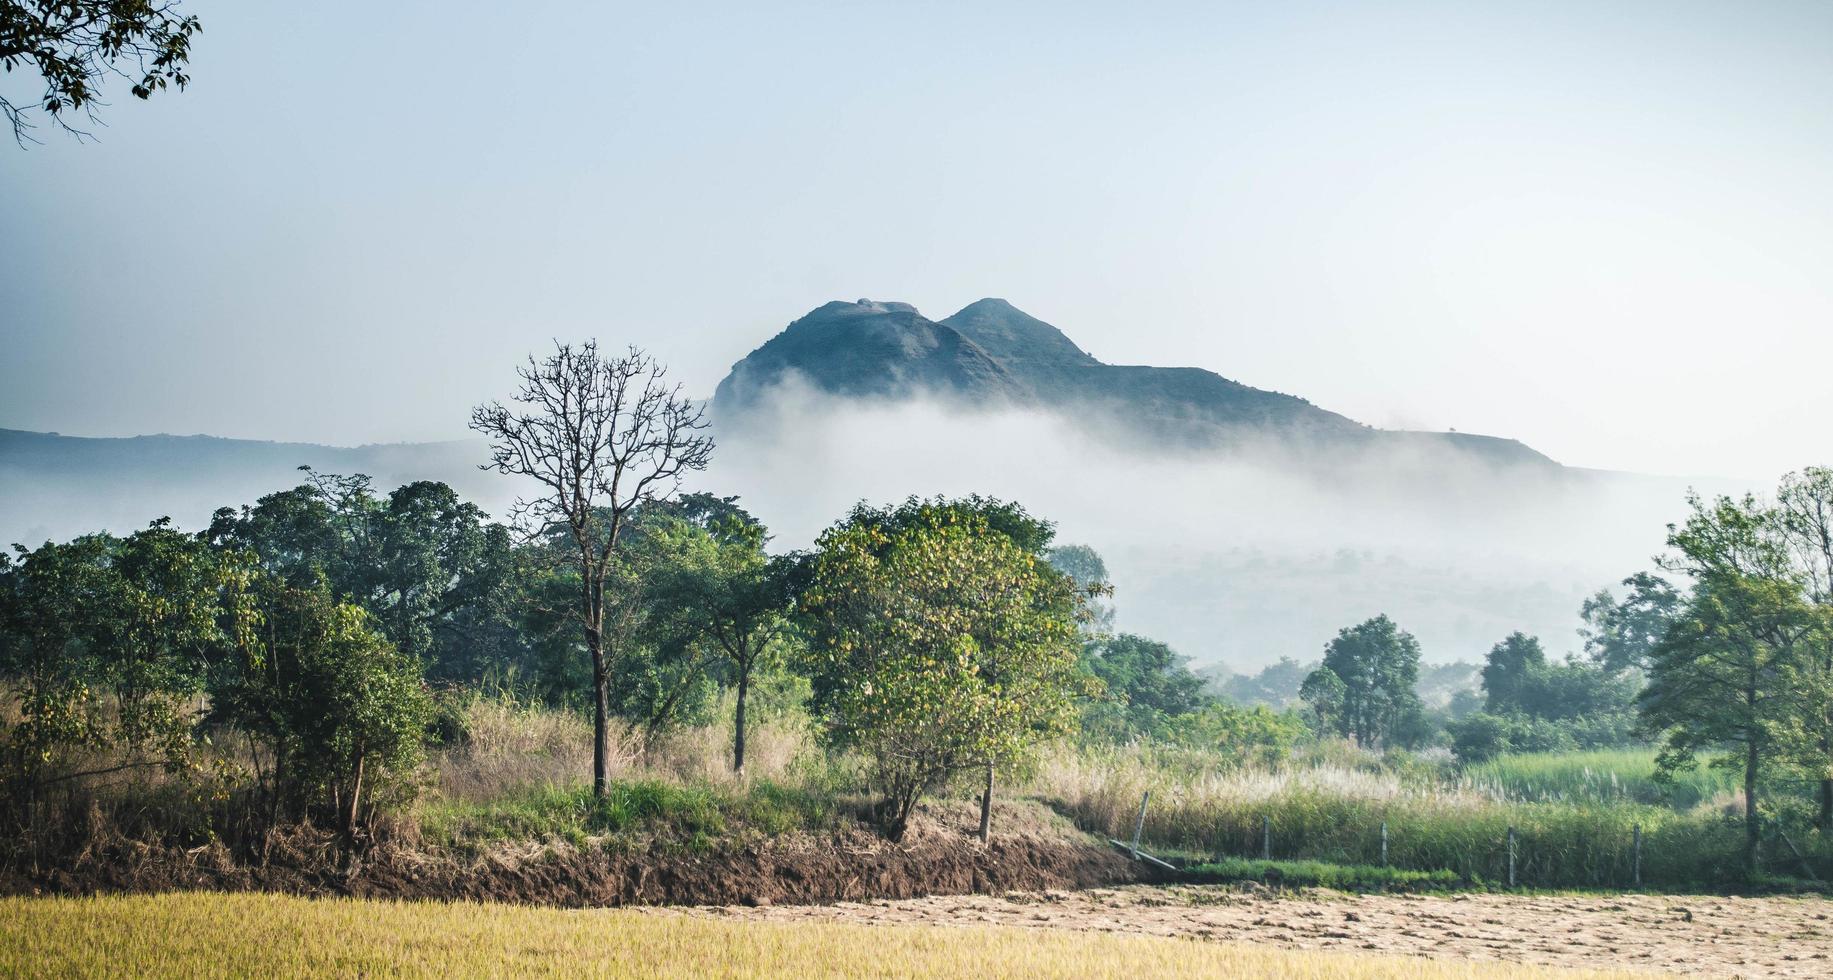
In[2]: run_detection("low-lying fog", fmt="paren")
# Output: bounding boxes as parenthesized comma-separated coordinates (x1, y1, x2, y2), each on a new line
(704, 388, 1736, 672)
(2, 393, 1744, 675)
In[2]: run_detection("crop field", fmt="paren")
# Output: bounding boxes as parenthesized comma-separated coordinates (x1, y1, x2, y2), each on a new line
(0, 892, 1654, 979)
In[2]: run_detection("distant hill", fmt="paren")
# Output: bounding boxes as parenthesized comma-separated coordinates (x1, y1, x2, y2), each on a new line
(4, 301, 1713, 670)
(0, 429, 505, 547)
(714, 298, 1556, 468)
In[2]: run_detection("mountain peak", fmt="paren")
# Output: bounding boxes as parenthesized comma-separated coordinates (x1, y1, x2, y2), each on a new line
(942, 298, 1097, 368)
(953, 297, 1020, 315)
(711, 299, 1025, 411)
(806, 298, 921, 319)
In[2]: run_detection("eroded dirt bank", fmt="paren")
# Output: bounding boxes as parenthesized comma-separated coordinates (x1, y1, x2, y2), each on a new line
(4, 815, 1162, 907)
(683, 884, 1833, 979)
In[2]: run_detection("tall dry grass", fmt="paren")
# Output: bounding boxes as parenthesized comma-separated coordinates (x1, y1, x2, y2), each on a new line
(430, 690, 825, 804)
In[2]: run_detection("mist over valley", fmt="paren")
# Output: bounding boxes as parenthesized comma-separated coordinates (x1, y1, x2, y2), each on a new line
(1, 297, 1731, 674)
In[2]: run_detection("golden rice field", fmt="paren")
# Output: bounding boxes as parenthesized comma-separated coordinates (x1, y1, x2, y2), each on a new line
(0, 892, 1657, 979)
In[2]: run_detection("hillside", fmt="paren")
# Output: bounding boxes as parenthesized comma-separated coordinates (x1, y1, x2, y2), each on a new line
(0, 429, 504, 547)
(714, 298, 1556, 467)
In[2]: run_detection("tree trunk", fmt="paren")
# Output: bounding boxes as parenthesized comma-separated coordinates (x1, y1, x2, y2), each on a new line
(343, 750, 365, 837)
(1745, 737, 1762, 874)
(732, 660, 750, 774)
(1818, 715, 1832, 828)
(978, 760, 995, 843)
(591, 629, 610, 798)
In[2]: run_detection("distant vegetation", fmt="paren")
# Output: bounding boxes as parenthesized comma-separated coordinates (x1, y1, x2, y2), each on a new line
(3, 344, 1831, 895)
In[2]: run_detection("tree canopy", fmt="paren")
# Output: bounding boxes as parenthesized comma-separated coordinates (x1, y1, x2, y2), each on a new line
(1302, 615, 1421, 748)
(1, 0, 201, 143)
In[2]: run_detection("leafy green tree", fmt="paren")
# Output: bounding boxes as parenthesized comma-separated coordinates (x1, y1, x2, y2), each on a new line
(1, 0, 200, 143)
(803, 504, 1089, 842)
(1297, 666, 1346, 736)
(1776, 467, 1833, 825)
(1312, 615, 1421, 748)
(1642, 572, 1823, 871)
(840, 495, 1057, 557)
(212, 583, 430, 834)
(206, 471, 514, 681)
(1080, 633, 1209, 738)
(644, 497, 803, 772)
(471, 343, 713, 798)
(1642, 490, 1828, 870)
(1480, 633, 1545, 715)
(0, 521, 253, 829)
(1476, 632, 1639, 749)
(205, 482, 340, 590)
(1580, 572, 1681, 674)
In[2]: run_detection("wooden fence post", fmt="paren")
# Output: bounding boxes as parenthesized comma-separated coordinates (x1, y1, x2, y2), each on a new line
(1507, 826, 1517, 888)
(1380, 821, 1389, 867)
(1129, 791, 1150, 860)
(1262, 814, 1272, 861)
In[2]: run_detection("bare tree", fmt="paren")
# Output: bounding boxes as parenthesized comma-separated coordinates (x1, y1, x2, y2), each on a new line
(470, 342, 713, 797)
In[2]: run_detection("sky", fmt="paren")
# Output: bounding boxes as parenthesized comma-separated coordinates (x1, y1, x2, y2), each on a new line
(3, 0, 1831, 479)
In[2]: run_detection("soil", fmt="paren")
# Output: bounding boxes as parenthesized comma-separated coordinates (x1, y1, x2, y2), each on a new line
(1, 803, 1165, 907)
(685, 883, 1833, 979)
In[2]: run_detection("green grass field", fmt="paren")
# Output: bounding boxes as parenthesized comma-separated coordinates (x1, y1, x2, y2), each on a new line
(1462, 749, 1739, 808)
(0, 893, 1655, 979)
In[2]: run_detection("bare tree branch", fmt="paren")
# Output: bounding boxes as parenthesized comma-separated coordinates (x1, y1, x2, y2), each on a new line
(469, 341, 713, 796)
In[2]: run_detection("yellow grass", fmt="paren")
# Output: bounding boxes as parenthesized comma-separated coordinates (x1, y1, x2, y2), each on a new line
(0, 892, 1659, 979)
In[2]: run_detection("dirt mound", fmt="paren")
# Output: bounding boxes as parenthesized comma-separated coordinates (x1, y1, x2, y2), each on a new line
(3, 805, 1164, 907)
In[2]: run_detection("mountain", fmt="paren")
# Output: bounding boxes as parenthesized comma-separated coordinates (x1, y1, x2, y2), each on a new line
(714, 298, 1556, 467)
(0, 429, 506, 547)
(714, 299, 1030, 405)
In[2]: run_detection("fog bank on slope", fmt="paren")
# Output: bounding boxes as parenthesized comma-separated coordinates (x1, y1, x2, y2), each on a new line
(702, 385, 1715, 670)
(0, 430, 515, 547)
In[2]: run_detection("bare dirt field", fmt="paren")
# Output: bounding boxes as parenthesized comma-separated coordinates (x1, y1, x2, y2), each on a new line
(684, 884, 1833, 978)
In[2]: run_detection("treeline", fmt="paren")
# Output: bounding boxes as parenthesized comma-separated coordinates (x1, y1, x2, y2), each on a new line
(1216, 469, 1833, 872)
(1216, 615, 1646, 760)
(0, 344, 1212, 850)
(4, 341, 1829, 877)
(0, 480, 1107, 844)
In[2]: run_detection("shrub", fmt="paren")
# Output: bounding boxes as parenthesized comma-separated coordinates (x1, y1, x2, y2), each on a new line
(212, 584, 432, 833)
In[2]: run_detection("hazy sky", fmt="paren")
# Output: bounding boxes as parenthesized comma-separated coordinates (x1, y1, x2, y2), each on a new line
(3, 0, 1829, 479)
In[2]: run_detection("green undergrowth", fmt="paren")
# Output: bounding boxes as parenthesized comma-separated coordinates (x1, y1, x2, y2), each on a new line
(1189, 857, 1465, 892)
(1463, 750, 1738, 808)
(419, 778, 842, 854)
